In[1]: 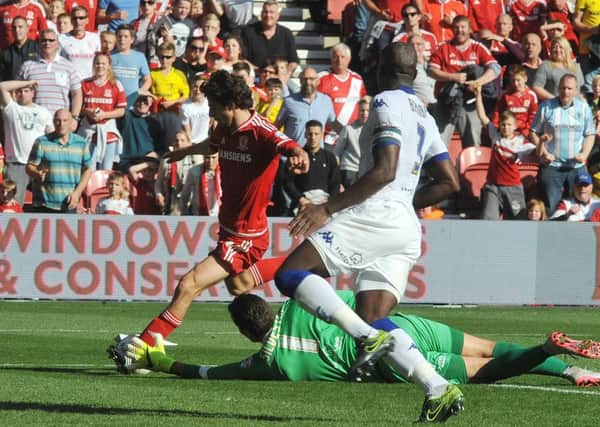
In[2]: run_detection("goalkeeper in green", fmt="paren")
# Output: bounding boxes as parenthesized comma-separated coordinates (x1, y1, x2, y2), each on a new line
(130, 291, 600, 387)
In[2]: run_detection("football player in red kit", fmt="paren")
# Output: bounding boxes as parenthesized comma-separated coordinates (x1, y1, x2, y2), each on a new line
(108, 70, 308, 372)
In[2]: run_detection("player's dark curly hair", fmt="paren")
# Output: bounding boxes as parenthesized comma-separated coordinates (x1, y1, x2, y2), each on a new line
(201, 70, 254, 109)
(228, 294, 275, 342)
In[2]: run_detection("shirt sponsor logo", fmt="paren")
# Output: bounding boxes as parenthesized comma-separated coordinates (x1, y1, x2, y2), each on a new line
(220, 150, 252, 163)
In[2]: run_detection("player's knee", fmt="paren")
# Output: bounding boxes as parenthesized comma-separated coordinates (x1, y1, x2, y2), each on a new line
(370, 317, 398, 332)
(176, 271, 200, 297)
(225, 275, 254, 296)
(274, 269, 311, 297)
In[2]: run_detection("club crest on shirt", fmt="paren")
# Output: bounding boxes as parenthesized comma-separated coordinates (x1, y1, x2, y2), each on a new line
(237, 135, 249, 151)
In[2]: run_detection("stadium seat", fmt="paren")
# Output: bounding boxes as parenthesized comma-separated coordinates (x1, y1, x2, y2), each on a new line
(519, 162, 540, 199)
(457, 146, 492, 212)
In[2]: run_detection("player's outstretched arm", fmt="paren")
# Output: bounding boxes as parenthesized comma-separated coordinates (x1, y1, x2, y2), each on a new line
(163, 139, 217, 163)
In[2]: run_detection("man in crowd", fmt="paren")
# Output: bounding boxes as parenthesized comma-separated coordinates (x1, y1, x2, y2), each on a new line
(428, 16, 500, 147)
(18, 28, 82, 118)
(241, 0, 298, 71)
(0, 80, 53, 205)
(111, 23, 152, 106)
(25, 109, 92, 213)
(277, 67, 338, 146)
(59, 6, 101, 79)
(317, 43, 366, 149)
(0, 16, 38, 82)
(531, 73, 595, 215)
(283, 120, 341, 214)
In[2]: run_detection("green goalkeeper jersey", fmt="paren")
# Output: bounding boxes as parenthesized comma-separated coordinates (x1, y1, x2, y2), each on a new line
(206, 291, 359, 381)
(204, 291, 465, 383)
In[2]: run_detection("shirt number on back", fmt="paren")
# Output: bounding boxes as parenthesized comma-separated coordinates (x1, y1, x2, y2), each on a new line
(412, 123, 425, 175)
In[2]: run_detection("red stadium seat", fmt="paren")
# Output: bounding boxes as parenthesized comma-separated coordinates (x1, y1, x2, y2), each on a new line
(519, 162, 540, 199)
(457, 147, 492, 211)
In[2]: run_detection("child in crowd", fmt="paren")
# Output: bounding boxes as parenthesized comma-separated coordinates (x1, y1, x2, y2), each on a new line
(151, 42, 190, 112)
(256, 78, 284, 126)
(100, 30, 117, 54)
(180, 151, 221, 215)
(492, 65, 538, 137)
(95, 171, 134, 215)
(155, 131, 198, 215)
(57, 12, 73, 34)
(0, 180, 23, 213)
(46, 0, 65, 32)
(179, 74, 210, 164)
(201, 13, 222, 50)
(475, 84, 536, 220)
(128, 156, 162, 215)
(527, 199, 547, 221)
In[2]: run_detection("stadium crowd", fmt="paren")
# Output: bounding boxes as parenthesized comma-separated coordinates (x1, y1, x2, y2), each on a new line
(1, 0, 600, 220)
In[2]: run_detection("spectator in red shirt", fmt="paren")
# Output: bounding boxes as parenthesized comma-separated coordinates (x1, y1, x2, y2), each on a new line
(492, 65, 538, 137)
(0, 0, 47, 48)
(468, 0, 506, 37)
(392, 3, 438, 62)
(421, 0, 467, 43)
(508, 0, 546, 42)
(475, 84, 536, 219)
(428, 15, 500, 147)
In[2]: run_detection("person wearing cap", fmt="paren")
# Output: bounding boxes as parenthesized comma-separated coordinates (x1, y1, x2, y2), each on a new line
(531, 73, 596, 216)
(203, 45, 227, 75)
(550, 171, 600, 221)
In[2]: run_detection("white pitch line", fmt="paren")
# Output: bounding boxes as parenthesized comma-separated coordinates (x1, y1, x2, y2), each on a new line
(0, 363, 115, 368)
(0, 329, 239, 335)
(489, 383, 600, 396)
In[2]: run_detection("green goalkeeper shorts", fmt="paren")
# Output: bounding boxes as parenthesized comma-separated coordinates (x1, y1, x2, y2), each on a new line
(387, 313, 469, 384)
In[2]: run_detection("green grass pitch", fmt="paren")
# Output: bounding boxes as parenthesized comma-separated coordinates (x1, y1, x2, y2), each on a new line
(1, 300, 599, 426)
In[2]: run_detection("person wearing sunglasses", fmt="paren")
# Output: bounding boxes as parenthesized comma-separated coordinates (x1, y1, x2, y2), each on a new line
(59, 6, 101, 79)
(150, 41, 190, 112)
(18, 28, 83, 120)
(392, 4, 438, 62)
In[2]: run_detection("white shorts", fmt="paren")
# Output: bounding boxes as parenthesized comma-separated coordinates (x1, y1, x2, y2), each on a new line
(307, 200, 421, 302)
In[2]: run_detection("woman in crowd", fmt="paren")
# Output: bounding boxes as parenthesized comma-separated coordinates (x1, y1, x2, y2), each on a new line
(78, 52, 127, 170)
(533, 36, 585, 101)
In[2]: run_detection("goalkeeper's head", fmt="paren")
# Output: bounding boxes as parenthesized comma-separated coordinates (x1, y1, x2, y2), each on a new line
(228, 294, 275, 342)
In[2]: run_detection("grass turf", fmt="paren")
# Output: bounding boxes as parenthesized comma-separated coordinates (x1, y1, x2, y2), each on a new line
(1, 301, 600, 426)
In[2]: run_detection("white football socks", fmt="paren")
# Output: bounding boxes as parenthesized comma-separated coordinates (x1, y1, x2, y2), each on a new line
(385, 329, 449, 398)
(293, 273, 378, 339)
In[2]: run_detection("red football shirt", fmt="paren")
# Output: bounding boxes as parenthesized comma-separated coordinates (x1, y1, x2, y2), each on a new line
(81, 78, 127, 124)
(0, 2, 47, 48)
(492, 88, 538, 136)
(317, 70, 366, 127)
(467, 0, 506, 34)
(509, 0, 547, 41)
(209, 112, 300, 236)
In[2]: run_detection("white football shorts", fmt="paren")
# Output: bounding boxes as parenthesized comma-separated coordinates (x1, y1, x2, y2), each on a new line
(307, 199, 421, 302)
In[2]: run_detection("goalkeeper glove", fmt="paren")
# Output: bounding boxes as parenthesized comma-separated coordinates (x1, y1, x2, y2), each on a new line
(127, 332, 175, 373)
